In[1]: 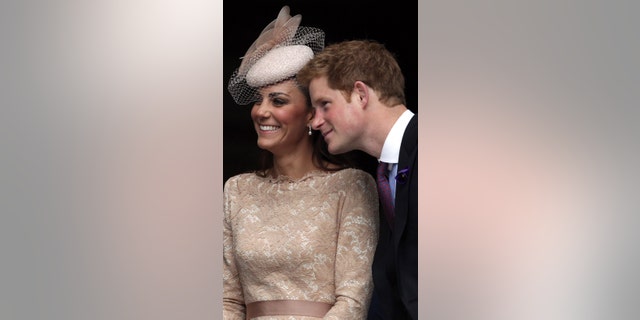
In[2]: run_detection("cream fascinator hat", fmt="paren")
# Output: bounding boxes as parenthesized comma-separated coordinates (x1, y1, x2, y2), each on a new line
(227, 6, 325, 105)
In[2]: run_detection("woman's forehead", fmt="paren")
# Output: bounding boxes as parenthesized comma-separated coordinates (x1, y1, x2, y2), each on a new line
(259, 80, 300, 95)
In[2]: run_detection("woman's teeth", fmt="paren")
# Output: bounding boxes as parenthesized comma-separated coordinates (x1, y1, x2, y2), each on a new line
(260, 125, 280, 131)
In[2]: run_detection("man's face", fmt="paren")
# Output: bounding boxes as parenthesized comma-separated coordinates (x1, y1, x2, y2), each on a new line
(309, 76, 362, 154)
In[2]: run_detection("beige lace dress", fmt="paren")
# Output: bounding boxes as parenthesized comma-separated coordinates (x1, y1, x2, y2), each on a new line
(223, 168, 379, 319)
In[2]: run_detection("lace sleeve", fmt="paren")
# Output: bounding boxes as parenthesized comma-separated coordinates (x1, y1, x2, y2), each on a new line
(223, 177, 246, 319)
(324, 170, 380, 319)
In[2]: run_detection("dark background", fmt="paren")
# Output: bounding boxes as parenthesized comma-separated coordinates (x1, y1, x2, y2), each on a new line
(223, 0, 417, 183)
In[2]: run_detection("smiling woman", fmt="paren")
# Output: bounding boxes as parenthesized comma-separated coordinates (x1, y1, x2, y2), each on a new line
(222, 6, 380, 319)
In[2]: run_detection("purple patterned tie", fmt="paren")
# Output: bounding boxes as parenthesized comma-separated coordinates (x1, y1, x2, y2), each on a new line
(376, 161, 395, 229)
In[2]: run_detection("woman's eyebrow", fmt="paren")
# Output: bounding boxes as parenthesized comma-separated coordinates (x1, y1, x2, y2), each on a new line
(267, 92, 288, 99)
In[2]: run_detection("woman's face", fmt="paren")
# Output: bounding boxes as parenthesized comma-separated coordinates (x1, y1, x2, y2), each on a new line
(250, 79, 313, 155)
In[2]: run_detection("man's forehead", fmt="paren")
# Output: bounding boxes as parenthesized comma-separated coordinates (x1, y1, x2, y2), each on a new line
(309, 75, 329, 86)
(309, 77, 333, 94)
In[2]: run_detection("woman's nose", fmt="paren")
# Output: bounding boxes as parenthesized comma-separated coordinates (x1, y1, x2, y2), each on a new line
(252, 103, 270, 119)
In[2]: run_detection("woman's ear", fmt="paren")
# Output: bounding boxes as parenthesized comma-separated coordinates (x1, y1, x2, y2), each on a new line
(307, 107, 315, 122)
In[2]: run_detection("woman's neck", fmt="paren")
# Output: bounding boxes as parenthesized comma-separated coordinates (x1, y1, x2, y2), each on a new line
(271, 150, 318, 180)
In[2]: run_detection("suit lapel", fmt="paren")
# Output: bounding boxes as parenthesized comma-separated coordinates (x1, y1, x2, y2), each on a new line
(393, 115, 418, 245)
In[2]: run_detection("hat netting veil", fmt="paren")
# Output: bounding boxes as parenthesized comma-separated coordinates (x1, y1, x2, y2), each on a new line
(227, 6, 325, 105)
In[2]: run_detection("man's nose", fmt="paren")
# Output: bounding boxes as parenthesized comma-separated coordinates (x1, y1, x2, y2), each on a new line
(311, 112, 324, 129)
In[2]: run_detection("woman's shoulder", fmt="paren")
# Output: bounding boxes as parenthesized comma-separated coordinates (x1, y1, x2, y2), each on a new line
(326, 168, 376, 186)
(225, 172, 254, 183)
(224, 172, 263, 190)
(333, 167, 372, 177)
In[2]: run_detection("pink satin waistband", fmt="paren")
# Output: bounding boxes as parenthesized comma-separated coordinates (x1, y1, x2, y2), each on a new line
(246, 300, 332, 319)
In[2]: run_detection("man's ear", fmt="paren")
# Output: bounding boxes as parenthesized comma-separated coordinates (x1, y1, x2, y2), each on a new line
(353, 81, 369, 106)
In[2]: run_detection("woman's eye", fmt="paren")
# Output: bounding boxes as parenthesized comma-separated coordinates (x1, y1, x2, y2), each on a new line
(272, 98, 287, 106)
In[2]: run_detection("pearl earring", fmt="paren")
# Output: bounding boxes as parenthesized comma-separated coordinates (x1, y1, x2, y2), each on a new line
(308, 125, 312, 136)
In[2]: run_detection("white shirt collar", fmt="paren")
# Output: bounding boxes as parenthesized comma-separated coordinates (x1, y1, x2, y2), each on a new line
(379, 109, 415, 164)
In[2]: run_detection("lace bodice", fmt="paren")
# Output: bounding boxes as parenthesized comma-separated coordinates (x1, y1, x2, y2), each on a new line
(223, 168, 379, 319)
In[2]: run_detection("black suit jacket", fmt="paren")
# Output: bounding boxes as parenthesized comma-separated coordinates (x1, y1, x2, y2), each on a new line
(369, 115, 418, 319)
